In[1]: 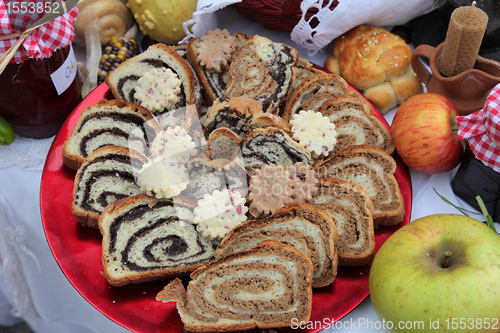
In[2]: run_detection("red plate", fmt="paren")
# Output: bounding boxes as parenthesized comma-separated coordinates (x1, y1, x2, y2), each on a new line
(41, 82, 412, 333)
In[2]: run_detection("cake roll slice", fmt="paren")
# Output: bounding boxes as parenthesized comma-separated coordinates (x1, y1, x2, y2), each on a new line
(312, 178, 376, 266)
(72, 145, 148, 228)
(314, 145, 405, 226)
(240, 127, 312, 176)
(216, 203, 338, 288)
(223, 35, 298, 115)
(99, 193, 219, 287)
(282, 73, 349, 123)
(156, 240, 313, 332)
(181, 156, 249, 202)
(106, 43, 201, 116)
(62, 99, 162, 170)
(316, 94, 395, 155)
(201, 97, 263, 136)
(187, 30, 251, 107)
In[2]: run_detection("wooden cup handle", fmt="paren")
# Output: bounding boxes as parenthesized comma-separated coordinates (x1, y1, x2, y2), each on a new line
(411, 44, 436, 86)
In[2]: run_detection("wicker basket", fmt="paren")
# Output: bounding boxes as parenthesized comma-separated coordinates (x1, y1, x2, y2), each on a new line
(233, 0, 338, 33)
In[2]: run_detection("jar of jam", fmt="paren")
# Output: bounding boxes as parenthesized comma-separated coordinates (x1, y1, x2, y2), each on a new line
(0, 2, 81, 139)
(0, 45, 83, 138)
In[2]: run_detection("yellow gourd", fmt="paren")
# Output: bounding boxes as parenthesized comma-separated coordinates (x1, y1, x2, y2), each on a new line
(127, 0, 197, 44)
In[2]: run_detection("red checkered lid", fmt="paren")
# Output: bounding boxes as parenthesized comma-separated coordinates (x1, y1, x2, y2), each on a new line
(0, 0, 78, 63)
(456, 83, 500, 173)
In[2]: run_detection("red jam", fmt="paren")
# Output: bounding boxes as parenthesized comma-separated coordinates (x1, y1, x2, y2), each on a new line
(0, 45, 83, 138)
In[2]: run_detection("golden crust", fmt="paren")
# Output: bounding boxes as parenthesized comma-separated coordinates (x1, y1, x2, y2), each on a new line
(326, 25, 422, 114)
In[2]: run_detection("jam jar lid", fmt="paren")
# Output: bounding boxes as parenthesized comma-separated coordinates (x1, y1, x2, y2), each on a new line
(0, 0, 78, 64)
(456, 82, 500, 172)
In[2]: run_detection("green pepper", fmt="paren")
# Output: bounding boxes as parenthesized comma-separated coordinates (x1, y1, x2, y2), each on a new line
(0, 115, 15, 145)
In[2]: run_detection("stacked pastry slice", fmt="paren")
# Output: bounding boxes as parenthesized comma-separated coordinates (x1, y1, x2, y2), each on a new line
(312, 178, 376, 266)
(315, 94, 395, 155)
(315, 145, 405, 226)
(156, 240, 313, 332)
(187, 30, 251, 106)
(99, 193, 219, 286)
(282, 73, 349, 121)
(106, 43, 201, 115)
(216, 203, 338, 288)
(240, 127, 312, 175)
(72, 145, 147, 228)
(223, 35, 298, 114)
(62, 99, 162, 170)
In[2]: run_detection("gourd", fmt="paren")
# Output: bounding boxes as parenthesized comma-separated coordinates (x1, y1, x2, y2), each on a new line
(74, 0, 134, 45)
(127, 0, 197, 44)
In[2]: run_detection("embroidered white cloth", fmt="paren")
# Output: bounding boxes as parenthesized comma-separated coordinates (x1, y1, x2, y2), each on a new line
(182, 0, 446, 54)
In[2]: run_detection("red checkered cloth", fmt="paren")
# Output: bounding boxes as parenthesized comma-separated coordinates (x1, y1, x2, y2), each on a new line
(456, 83, 500, 173)
(0, 0, 78, 63)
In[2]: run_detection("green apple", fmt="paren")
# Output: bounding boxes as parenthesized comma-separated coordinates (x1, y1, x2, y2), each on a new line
(369, 214, 500, 332)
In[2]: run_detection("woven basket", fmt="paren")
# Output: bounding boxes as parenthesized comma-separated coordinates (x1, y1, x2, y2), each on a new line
(233, 0, 338, 33)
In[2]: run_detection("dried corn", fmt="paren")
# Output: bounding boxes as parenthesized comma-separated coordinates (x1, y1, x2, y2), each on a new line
(97, 36, 139, 85)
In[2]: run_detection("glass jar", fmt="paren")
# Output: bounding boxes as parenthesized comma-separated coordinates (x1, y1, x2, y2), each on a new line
(451, 144, 500, 221)
(0, 45, 83, 139)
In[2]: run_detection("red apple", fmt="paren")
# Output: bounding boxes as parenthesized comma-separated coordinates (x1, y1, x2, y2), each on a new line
(390, 93, 463, 174)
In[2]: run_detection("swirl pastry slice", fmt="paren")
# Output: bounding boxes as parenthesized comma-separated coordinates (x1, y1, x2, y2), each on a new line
(156, 240, 313, 332)
(72, 145, 148, 228)
(223, 35, 298, 115)
(99, 193, 219, 286)
(315, 145, 404, 226)
(187, 31, 251, 106)
(62, 99, 161, 170)
(312, 178, 376, 266)
(216, 203, 338, 288)
(282, 73, 349, 123)
(182, 156, 248, 203)
(106, 43, 201, 116)
(315, 94, 395, 155)
(201, 97, 264, 136)
(240, 127, 312, 176)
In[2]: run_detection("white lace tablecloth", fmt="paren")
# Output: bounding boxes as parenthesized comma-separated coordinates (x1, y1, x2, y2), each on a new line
(0, 5, 483, 333)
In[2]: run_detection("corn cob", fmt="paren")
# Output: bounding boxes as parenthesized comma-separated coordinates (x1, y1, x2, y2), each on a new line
(97, 36, 139, 85)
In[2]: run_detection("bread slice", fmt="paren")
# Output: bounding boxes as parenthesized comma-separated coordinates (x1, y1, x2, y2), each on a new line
(207, 127, 242, 161)
(282, 73, 349, 123)
(223, 35, 298, 115)
(99, 193, 219, 287)
(71, 145, 148, 228)
(314, 145, 404, 226)
(240, 127, 312, 175)
(106, 43, 202, 116)
(62, 99, 162, 170)
(187, 31, 251, 106)
(216, 203, 338, 287)
(315, 94, 395, 155)
(312, 178, 375, 266)
(182, 156, 249, 203)
(156, 240, 313, 332)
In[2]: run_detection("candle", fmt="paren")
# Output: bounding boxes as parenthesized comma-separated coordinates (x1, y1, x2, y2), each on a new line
(438, 1, 488, 77)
